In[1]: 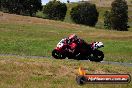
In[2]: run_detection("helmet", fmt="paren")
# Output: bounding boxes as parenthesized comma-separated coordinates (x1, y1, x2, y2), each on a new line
(68, 34, 77, 43)
(68, 34, 77, 40)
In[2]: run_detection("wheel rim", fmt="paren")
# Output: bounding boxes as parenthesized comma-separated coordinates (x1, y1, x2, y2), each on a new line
(89, 50, 104, 62)
(52, 50, 65, 59)
(97, 54, 103, 59)
(95, 52, 104, 61)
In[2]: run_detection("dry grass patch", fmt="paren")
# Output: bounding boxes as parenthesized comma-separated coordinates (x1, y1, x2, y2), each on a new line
(0, 12, 81, 30)
(0, 55, 132, 88)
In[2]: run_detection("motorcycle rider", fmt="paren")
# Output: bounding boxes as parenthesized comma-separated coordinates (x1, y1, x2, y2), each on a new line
(67, 34, 78, 53)
(58, 34, 79, 54)
(67, 34, 93, 55)
(67, 34, 85, 54)
(60, 34, 89, 55)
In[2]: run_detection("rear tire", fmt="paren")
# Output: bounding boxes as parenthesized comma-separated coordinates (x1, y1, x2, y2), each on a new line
(52, 49, 66, 59)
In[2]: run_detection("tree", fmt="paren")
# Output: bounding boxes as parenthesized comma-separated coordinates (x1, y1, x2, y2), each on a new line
(110, 0, 128, 31)
(0, 0, 1, 10)
(23, 0, 42, 16)
(0, 0, 42, 16)
(67, 0, 70, 3)
(43, 0, 67, 21)
(70, 2, 99, 26)
(0, 0, 9, 12)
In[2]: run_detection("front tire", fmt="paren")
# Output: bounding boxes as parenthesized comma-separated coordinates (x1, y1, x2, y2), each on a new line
(89, 50, 104, 62)
(52, 49, 66, 59)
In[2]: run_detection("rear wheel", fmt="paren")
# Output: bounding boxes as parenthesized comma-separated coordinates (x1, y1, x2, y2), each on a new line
(52, 49, 66, 59)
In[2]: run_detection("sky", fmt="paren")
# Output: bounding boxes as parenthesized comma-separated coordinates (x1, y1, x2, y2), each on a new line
(42, 0, 80, 5)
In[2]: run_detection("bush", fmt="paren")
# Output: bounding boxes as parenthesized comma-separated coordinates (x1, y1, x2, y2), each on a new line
(70, 2, 99, 26)
(104, 0, 128, 31)
(0, 0, 42, 16)
(43, 0, 67, 21)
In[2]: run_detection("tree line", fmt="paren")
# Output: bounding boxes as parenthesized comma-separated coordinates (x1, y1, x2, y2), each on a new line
(0, 0, 129, 31)
(43, 0, 128, 31)
(0, 0, 42, 16)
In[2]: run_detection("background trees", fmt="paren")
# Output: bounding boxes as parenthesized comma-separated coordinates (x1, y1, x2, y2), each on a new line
(0, 0, 42, 16)
(43, 0, 67, 21)
(0, 0, 129, 31)
(70, 2, 99, 26)
(104, 0, 128, 31)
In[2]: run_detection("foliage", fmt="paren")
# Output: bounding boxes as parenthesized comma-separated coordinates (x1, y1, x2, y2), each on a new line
(0, 0, 42, 16)
(70, 2, 99, 26)
(104, 0, 128, 31)
(43, 0, 67, 21)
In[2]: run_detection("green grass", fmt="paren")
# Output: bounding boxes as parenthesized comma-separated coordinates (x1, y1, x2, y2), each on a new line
(0, 18, 132, 63)
(0, 55, 132, 88)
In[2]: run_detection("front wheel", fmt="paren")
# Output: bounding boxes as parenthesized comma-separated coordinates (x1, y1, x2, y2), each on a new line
(52, 49, 66, 59)
(89, 50, 104, 62)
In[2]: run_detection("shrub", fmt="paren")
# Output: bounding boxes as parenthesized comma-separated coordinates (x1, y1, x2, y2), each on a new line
(0, 0, 42, 16)
(70, 2, 99, 26)
(43, 0, 67, 21)
(104, 0, 128, 31)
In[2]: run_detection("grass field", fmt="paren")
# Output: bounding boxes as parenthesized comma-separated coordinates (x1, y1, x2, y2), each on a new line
(0, 12, 132, 63)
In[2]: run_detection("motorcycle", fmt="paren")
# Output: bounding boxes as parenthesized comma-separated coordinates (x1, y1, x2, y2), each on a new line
(52, 38, 104, 62)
